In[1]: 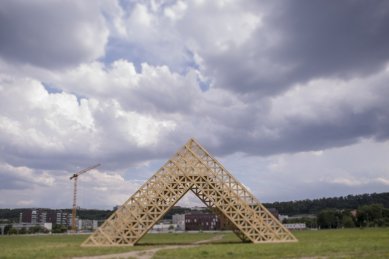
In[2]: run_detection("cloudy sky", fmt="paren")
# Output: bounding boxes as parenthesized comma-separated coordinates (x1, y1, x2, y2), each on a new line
(1, 0, 389, 210)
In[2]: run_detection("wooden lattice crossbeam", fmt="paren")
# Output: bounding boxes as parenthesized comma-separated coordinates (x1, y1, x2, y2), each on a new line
(82, 139, 297, 246)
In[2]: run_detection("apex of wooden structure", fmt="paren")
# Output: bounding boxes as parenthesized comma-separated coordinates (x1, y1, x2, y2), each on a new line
(82, 138, 297, 246)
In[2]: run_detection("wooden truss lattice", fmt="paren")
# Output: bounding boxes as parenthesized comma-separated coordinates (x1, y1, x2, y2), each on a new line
(82, 139, 297, 246)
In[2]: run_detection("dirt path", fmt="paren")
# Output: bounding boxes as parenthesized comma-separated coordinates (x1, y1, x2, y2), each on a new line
(73, 234, 224, 259)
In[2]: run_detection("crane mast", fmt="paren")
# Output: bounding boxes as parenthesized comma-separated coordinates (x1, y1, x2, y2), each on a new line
(70, 163, 101, 232)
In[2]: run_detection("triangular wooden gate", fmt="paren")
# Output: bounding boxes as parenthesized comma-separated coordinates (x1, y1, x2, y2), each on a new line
(82, 139, 297, 246)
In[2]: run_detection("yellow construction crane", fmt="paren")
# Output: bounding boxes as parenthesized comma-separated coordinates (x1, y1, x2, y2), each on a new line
(70, 163, 101, 232)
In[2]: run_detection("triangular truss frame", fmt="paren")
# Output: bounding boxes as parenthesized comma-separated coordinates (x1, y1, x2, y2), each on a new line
(82, 139, 297, 246)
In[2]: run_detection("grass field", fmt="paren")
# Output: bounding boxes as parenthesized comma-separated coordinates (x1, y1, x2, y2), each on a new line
(0, 228, 388, 258)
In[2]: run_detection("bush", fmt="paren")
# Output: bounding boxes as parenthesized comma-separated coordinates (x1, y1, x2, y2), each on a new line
(8, 228, 18, 235)
(52, 224, 68, 233)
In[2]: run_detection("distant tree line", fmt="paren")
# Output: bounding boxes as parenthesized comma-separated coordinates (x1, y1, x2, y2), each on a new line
(0, 208, 24, 223)
(2, 225, 49, 235)
(285, 204, 389, 229)
(263, 192, 389, 215)
(265, 193, 389, 229)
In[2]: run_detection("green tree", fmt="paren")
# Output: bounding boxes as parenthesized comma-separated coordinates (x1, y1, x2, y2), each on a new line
(357, 204, 385, 227)
(342, 214, 355, 228)
(317, 209, 341, 229)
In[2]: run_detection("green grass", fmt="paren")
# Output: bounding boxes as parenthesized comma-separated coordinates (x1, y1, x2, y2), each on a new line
(0, 234, 143, 259)
(155, 228, 389, 259)
(138, 232, 223, 245)
(0, 229, 388, 258)
(0, 232, 221, 258)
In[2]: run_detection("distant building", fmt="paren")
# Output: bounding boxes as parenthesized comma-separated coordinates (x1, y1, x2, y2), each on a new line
(21, 209, 71, 226)
(173, 211, 235, 231)
(284, 223, 306, 230)
(151, 223, 176, 232)
(279, 214, 289, 222)
(44, 222, 52, 231)
(185, 212, 220, 231)
(172, 214, 185, 231)
(78, 219, 98, 231)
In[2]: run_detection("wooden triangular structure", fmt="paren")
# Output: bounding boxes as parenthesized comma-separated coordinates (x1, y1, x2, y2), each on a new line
(82, 139, 297, 246)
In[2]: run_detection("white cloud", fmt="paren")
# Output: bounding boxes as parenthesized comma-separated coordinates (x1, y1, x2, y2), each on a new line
(0, 74, 177, 169)
(100, 0, 128, 38)
(177, 1, 262, 53)
(102, 0, 262, 71)
(176, 191, 204, 208)
(164, 1, 188, 21)
(41, 60, 202, 116)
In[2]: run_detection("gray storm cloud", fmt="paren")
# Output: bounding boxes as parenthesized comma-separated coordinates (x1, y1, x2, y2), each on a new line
(0, 0, 108, 68)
